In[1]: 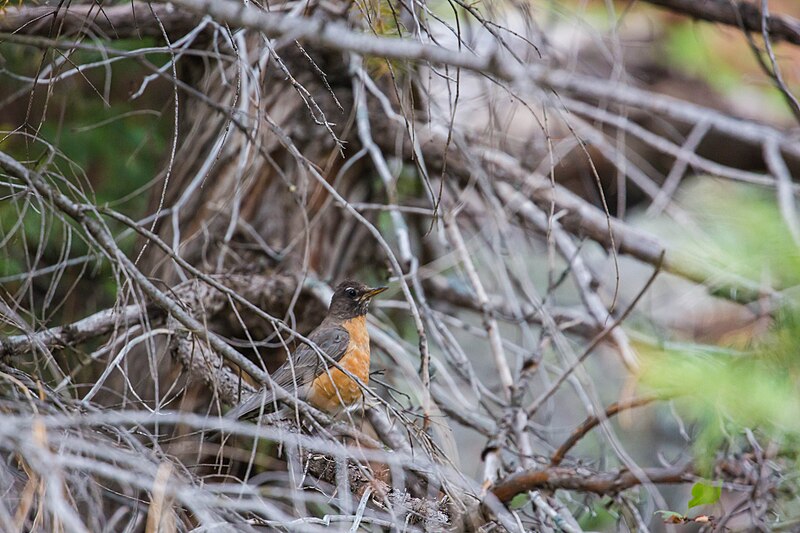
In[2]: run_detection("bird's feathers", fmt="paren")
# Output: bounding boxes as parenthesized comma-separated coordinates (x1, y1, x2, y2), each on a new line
(226, 325, 350, 420)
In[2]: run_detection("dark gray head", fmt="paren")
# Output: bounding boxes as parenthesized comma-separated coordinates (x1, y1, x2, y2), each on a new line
(327, 280, 387, 320)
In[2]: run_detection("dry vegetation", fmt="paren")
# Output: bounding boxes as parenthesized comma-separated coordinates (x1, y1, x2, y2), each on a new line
(1, 0, 800, 531)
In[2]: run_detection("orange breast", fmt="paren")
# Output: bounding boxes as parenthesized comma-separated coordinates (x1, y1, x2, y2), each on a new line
(308, 316, 371, 412)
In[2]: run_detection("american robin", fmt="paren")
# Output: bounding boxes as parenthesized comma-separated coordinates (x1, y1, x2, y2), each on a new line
(227, 280, 387, 419)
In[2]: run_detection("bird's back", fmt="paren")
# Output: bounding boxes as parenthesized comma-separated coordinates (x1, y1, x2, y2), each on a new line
(226, 323, 350, 420)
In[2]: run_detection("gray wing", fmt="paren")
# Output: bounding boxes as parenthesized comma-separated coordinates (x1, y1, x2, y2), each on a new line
(227, 326, 349, 420)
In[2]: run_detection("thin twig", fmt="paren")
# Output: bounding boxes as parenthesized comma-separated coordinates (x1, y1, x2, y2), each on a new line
(550, 395, 659, 466)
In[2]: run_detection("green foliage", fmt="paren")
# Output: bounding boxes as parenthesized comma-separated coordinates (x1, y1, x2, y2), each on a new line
(661, 22, 791, 118)
(687, 482, 721, 509)
(639, 181, 800, 484)
(508, 493, 528, 510)
(653, 483, 720, 526)
(663, 24, 737, 93)
(643, 316, 800, 424)
(578, 499, 618, 530)
(654, 510, 685, 521)
(0, 41, 169, 320)
(640, 307, 800, 469)
(676, 181, 800, 288)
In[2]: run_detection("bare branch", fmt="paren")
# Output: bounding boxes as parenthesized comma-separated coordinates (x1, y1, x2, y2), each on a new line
(443, 211, 515, 400)
(168, 0, 798, 158)
(0, 151, 277, 403)
(642, 0, 800, 46)
(2, 1, 795, 529)
(0, 304, 154, 359)
(550, 396, 660, 467)
(491, 464, 694, 503)
(765, 138, 800, 245)
(0, 2, 200, 40)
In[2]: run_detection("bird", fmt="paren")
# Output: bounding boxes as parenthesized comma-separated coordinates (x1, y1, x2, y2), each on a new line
(227, 280, 387, 420)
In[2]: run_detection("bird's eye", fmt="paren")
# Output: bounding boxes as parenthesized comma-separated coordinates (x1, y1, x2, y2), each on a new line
(345, 287, 356, 298)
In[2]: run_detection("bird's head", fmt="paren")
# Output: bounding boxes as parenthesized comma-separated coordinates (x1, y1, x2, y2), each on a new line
(328, 280, 387, 320)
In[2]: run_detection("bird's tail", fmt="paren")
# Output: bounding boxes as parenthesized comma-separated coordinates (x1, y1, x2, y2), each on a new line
(224, 389, 273, 421)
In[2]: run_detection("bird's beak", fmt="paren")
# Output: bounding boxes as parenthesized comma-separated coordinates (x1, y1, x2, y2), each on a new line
(363, 286, 388, 300)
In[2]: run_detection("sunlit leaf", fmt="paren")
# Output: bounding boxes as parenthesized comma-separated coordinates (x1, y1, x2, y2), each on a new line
(687, 482, 721, 509)
(655, 510, 686, 524)
(509, 493, 528, 510)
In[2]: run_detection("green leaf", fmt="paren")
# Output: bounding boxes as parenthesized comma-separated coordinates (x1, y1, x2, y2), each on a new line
(509, 493, 528, 510)
(655, 510, 685, 522)
(687, 482, 721, 509)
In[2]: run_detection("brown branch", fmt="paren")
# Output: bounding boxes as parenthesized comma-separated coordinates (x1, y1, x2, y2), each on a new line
(642, 0, 800, 46)
(550, 396, 659, 466)
(0, 2, 200, 40)
(491, 464, 694, 503)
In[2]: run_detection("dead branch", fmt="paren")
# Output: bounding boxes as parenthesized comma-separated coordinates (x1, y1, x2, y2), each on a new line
(643, 0, 800, 46)
(0, 2, 200, 40)
(2, 0, 797, 529)
(424, 276, 600, 338)
(491, 463, 694, 503)
(164, 0, 799, 161)
(381, 124, 775, 305)
(550, 396, 660, 466)
(6, 0, 797, 161)
(498, 168, 769, 303)
(0, 304, 156, 359)
(0, 151, 276, 393)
